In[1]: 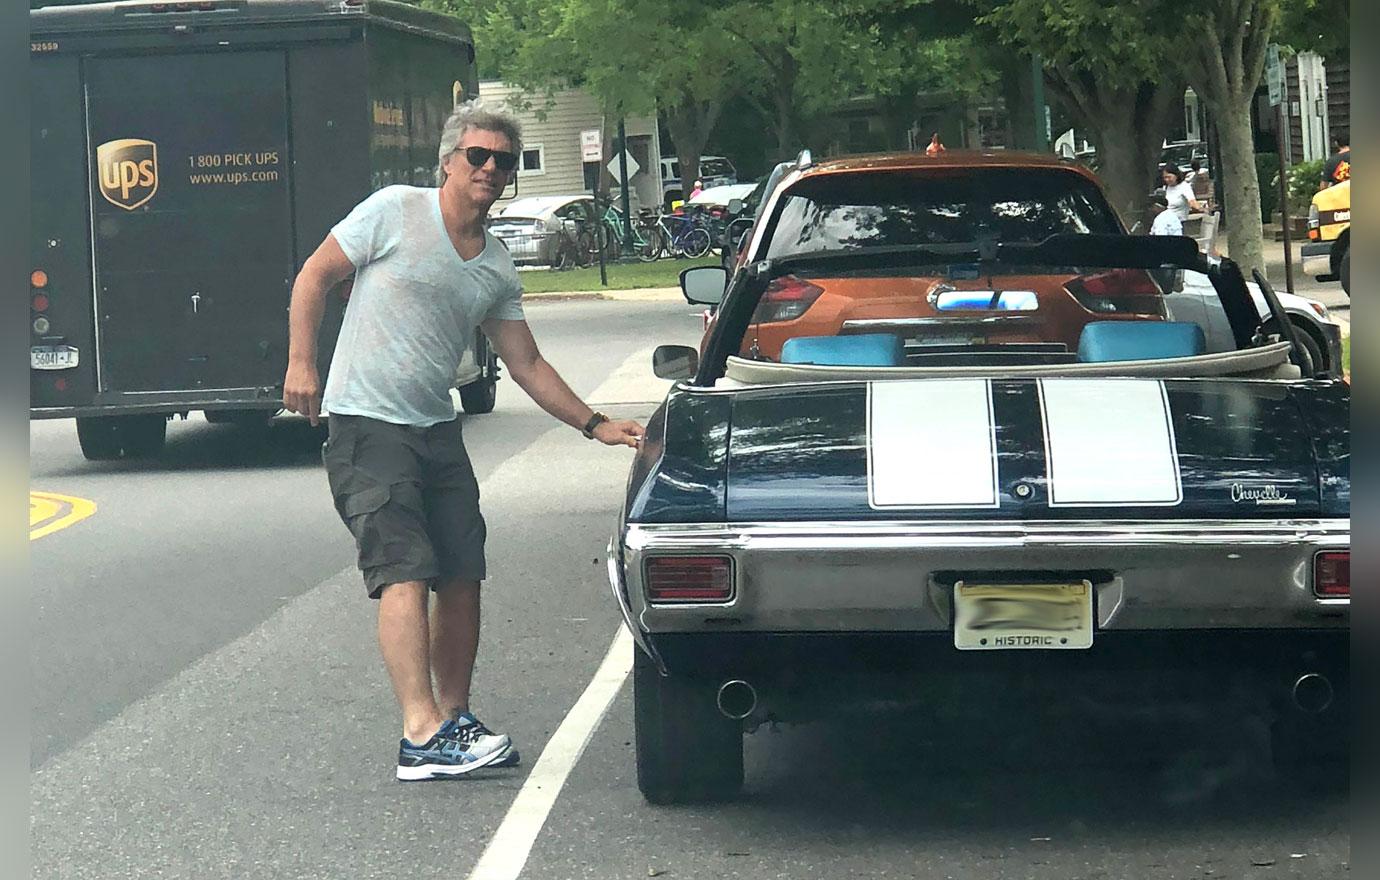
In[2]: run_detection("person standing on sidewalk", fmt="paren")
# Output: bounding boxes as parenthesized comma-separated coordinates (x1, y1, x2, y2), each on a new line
(1161, 165, 1204, 222)
(281, 100, 644, 782)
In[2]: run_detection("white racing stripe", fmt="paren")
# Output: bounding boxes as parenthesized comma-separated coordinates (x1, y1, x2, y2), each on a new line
(1039, 378, 1182, 506)
(467, 626, 634, 880)
(867, 379, 999, 509)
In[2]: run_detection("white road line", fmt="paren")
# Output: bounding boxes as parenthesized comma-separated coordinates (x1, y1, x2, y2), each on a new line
(467, 626, 634, 880)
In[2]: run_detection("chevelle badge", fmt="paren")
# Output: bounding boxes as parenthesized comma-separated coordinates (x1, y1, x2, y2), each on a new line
(1231, 483, 1296, 506)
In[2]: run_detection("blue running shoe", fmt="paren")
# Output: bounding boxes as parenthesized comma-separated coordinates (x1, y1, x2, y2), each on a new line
(396, 717, 512, 781)
(453, 711, 521, 768)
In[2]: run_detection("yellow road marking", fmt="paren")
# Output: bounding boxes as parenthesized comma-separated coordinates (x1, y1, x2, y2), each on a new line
(29, 491, 97, 541)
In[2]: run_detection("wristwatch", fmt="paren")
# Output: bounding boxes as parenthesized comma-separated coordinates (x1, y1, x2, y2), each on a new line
(581, 411, 609, 439)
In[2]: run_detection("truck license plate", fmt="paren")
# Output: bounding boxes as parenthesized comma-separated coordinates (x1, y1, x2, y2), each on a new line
(31, 345, 79, 370)
(953, 581, 1093, 650)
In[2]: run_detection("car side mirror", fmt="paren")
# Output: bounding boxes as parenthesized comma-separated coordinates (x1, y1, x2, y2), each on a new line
(652, 345, 698, 380)
(726, 198, 746, 216)
(680, 265, 728, 305)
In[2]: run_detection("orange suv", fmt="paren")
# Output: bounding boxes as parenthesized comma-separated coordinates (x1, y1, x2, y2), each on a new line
(705, 151, 1165, 363)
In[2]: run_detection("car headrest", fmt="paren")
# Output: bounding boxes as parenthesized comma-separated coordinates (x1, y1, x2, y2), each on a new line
(780, 333, 906, 367)
(1077, 321, 1207, 363)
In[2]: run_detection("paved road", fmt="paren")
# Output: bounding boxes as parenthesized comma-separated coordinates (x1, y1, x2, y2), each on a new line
(31, 298, 1347, 879)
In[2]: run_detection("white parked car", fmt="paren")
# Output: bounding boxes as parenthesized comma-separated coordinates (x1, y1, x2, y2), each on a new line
(1167, 271, 1344, 376)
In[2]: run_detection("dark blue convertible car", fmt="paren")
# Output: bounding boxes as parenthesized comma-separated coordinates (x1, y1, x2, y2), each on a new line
(607, 153, 1349, 804)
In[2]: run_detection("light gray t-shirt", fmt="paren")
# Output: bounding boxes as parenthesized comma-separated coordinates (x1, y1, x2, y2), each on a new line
(323, 185, 524, 426)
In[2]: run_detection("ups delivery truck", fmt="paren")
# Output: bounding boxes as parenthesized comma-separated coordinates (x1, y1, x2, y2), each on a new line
(29, 0, 496, 460)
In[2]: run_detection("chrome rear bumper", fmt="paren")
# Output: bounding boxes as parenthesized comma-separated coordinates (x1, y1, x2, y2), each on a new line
(611, 519, 1349, 640)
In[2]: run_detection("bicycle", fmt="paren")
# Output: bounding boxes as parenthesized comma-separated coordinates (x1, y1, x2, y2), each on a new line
(639, 210, 713, 260)
(585, 198, 665, 262)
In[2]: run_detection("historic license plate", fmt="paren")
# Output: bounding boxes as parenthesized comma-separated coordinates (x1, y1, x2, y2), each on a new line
(953, 581, 1093, 650)
(31, 345, 79, 370)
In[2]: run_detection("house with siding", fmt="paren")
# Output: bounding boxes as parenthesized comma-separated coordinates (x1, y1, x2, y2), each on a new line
(478, 81, 663, 213)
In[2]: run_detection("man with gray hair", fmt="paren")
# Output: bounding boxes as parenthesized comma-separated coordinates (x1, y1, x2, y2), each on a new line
(282, 100, 643, 781)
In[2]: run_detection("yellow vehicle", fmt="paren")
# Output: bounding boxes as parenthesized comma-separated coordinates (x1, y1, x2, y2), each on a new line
(1303, 179, 1350, 294)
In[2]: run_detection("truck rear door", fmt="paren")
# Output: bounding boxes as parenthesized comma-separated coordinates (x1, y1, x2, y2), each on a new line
(86, 51, 293, 393)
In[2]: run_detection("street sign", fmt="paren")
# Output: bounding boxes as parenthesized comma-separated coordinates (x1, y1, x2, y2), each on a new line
(607, 150, 640, 182)
(580, 128, 601, 162)
(1266, 44, 1284, 107)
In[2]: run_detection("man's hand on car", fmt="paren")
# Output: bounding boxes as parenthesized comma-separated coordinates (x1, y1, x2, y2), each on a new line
(593, 418, 644, 448)
(283, 361, 323, 426)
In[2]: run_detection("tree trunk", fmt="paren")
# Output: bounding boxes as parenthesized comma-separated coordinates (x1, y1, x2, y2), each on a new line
(1211, 95, 1265, 274)
(1178, 0, 1275, 276)
(1044, 73, 1182, 230)
(1093, 115, 1158, 229)
(666, 97, 730, 204)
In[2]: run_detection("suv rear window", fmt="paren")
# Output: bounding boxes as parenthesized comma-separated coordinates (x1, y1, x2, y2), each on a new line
(701, 158, 734, 177)
(763, 168, 1121, 258)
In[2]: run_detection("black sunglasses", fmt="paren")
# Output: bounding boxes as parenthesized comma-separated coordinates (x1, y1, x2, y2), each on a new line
(459, 146, 518, 172)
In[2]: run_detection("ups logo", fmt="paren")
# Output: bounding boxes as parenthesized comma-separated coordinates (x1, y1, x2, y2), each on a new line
(96, 139, 159, 210)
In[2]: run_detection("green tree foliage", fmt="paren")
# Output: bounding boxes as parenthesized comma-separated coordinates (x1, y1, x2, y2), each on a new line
(1277, 0, 1349, 60)
(969, 0, 1186, 226)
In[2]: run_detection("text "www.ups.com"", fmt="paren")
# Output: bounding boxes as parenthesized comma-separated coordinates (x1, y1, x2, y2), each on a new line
(187, 150, 281, 186)
(189, 169, 281, 185)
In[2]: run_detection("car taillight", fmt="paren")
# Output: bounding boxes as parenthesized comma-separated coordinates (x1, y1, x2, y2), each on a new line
(1065, 269, 1165, 316)
(1314, 551, 1349, 598)
(645, 556, 734, 603)
(750, 275, 825, 324)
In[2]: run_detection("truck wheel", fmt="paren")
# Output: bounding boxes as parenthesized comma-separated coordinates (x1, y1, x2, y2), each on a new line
(458, 378, 497, 414)
(633, 647, 744, 804)
(121, 415, 168, 457)
(76, 414, 167, 461)
(76, 417, 123, 461)
(1339, 245, 1349, 295)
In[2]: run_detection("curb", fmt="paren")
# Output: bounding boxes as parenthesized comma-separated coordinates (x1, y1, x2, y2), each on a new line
(523, 286, 684, 304)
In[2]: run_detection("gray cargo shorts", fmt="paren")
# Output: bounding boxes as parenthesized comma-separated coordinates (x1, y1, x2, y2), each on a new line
(323, 414, 486, 598)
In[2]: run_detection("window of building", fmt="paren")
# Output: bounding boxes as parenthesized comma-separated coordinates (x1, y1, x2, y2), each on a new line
(519, 145, 544, 176)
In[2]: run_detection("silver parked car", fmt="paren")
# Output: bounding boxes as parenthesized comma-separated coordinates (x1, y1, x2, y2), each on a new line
(487, 195, 598, 268)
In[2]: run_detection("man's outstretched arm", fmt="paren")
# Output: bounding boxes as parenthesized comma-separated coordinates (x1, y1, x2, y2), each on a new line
(483, 318, 643, 447)
(283, 235, 355, 426)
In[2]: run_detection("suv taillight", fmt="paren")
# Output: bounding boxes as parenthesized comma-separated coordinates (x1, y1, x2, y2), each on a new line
(1314, 551, 1349, 598)
(645, 556, 734, 603)
(750, 275, 825, 324)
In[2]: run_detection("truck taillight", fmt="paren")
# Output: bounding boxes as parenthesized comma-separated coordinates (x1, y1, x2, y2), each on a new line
(31, 270, 48, 288)
(33, 294, 50, 312)
(645, 556, 734, 603)
(1314, 551, 1349, 598)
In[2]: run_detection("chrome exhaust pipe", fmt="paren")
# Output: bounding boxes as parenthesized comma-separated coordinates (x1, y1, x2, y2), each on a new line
(716, 679, 758, 720)
(1291, 673, 1334, 714)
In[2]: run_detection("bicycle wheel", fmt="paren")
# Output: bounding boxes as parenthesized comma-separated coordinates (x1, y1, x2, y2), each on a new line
(574, 229, 597, 267)
(637, 226, 664, 262)
(598, 223, 623, 261)
(682, 227, 712, 259)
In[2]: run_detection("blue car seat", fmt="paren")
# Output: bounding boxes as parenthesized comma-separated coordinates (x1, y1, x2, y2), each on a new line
(1076, 321, 1206, 363)
(780, 333, 906, 366)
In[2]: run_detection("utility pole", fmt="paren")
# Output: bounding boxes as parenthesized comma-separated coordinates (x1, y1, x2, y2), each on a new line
(617, 118, 634, 251)
(1266, 44, 1295, 294)
(1031, 54, 1049, 152)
